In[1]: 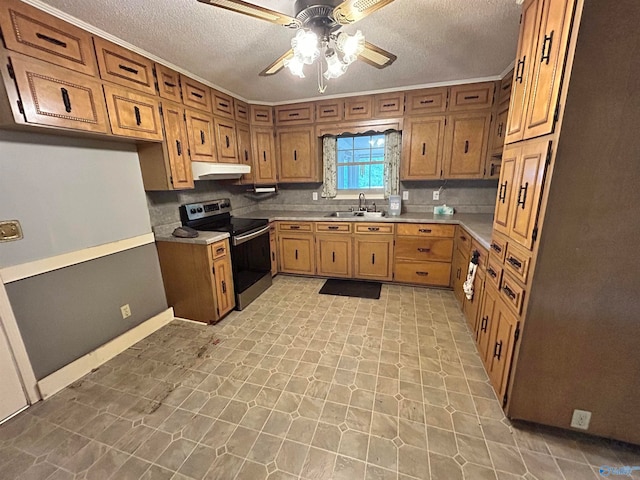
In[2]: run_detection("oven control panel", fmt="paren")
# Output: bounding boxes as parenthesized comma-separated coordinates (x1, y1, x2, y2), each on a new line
(181, 198, 231, 221)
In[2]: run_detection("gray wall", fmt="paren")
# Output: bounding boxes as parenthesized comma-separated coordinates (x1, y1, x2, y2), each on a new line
(6, 245, 167, 379)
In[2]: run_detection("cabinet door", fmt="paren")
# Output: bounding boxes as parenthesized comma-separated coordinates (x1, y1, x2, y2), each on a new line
(443, 112, 491, 179)
(405, 87, 448, 115)
(505, 0, 542, 144)
(315, 100, 343, 123)
(213, 254, 235, 318)
(486, 299, 519, 399)
(252, 127, 277, 184)
(214, 117, 238, 163)
(354, 235, 393, 281)
(155, 64, 181, 103)
(509, 139, 549, 249)
(185, 109, 216, 162)
(394, 237, 453, 263)
(316, 235, 352, 278)
(449, 82, 495, 111)
(344, 96, 373, 121)
(279, 234, 315, 274)
(181, 75, 212, 112)
(373, 92, 404, 118)
(277, 127, 318, 182)
(275, 103, 314, 125)
(10, 54, 108, 133)
(0, 0, 98, 76)
(493, 144, 519, 236)
(234, 99, 250, 124)
(212, 89, 235, 119)
(93, 37, 156, 95)
(523, 0, 576, 140)
(451, 248, 467, 306)
(161, 101, 193, 189)
(477, 285, 497, 364)
(270, 229, 278, 276)
(401, 116, 445, 180)
(236, 123, 253, 184)
(250, 105, 273, 125)
(103, 84, 162, 140)
(490, 105, 509, 156)
(463, 270, 485, 333)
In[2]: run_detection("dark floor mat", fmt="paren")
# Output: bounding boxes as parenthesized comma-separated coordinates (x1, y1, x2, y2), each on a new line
(319, 279, 382, 299)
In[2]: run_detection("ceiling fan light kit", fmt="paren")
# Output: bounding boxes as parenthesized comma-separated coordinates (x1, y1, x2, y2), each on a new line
(198, 0, 397, 93)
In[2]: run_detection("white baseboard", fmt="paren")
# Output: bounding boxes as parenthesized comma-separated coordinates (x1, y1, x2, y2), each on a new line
(37, 308, 174, 399)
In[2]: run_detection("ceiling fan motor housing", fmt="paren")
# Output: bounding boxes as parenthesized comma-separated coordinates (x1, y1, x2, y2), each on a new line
(294, 0, 342, 34)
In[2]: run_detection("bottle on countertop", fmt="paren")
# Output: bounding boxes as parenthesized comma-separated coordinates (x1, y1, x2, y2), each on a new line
(389, 195, 401, 216)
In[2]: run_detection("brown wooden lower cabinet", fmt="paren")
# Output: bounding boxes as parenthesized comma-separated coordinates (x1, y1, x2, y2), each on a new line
(394, 261, 451, 286)
(278, 233, 315, 275)
(353, 235, 394, 281)
(463, 268, 485, 332)
(316, 235, 352, 278)
(269, 224, 278, 276)
(451, 248, 468, 305)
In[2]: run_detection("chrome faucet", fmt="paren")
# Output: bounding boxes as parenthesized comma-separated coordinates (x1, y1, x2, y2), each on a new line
(358, 192, 366, 211)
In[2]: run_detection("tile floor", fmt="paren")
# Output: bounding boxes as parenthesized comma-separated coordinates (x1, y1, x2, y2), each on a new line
(1, 275, 638, 480)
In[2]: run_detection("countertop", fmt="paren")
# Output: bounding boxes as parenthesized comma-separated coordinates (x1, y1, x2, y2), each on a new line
(236, 210, 495, 250)
(153, 223, 230, 246)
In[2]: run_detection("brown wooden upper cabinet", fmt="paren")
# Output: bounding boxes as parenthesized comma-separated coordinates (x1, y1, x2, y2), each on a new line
(155, 64, 181, 103)
(103, 84, 162, 141)
(498, 70, 514, 109)
(185, 109, 216, 162)
(405, 87, 449, 115)
(315, 99, 343, 123)
(275, 102, 314, 126)
(401, 116, 446, 180)
(373, 93, 404, 118)
(235, 123, 253, 184)
(213, 117, 238, 163)
(7, 52, 109, 134)
(251, 127, 277, 185)
(276, 126, 319, 182)
(234, 99, 249, 123)
(0, 0, 98, 76)
(212, 89, 234, 119)
(443, 112, 492, 179)
(250, 105, 273, 125)
(93, 37, 156, 95)
(491, 103, 509, 156)
(344, 96, 373, 121)
(449, 82, 495, 111)
(180, 75, 212, 112)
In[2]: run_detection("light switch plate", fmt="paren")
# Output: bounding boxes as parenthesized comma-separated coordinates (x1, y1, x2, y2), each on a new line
(312, 192, 318, 201)
(402, 191, 409, 200)
(0, 220, 22, 242)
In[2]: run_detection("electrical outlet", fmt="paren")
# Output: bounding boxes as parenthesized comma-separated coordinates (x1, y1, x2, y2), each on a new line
(402, 191, 409, 201)
(120, 304, 131, 319)
(312, 192, 318, 201)
(433, 190, 440, 201)
(570, 409, 591, 430)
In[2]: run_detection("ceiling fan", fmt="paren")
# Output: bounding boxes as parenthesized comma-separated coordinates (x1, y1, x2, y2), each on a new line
(196, 0, 398, 92)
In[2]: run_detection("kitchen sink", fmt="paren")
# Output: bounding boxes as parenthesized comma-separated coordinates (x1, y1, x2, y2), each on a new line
(326, 211, 385, 218)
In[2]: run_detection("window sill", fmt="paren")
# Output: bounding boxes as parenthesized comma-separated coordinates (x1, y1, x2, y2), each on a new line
(334, 193, 386, 200)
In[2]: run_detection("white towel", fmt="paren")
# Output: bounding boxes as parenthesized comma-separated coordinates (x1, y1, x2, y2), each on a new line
(463, 261, 478, 300)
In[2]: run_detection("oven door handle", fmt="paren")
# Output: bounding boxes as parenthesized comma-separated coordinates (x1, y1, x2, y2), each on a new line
(232, 224, 270, 246)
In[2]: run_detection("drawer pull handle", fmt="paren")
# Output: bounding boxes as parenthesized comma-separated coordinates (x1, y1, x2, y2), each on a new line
(494, 340, 503, 360)
(219, 102, 229, 108)
(221, 280, 227, 293)
(460, 235, 467, 242)
(353, 106, 364, 111)
(289, 112, 300, 117)
(272, 251, 275, 261)
(294, 150, 297, 161)
(418, 229, 432, 233)
(420, 99, 434, 104)
(244, 150, 249, 162)
(164, 81, 176, 88)
(457, 267, 462, 280)
(515, 56, 526, 83)
(225, 135, 230, 148)
(216, 247, 225, 254)
(416, 271, 429, 276)
(481, 316, 488, 333)
(464, 140, 469, 154)
(176, 140, 182, 156)
(238, 107, 247, 114)
(490, 243, 502, 253)
(417, 248, 431, 253)
(191, 91, 203, 99)
(257, 113, 267, 118)
(383, 103, 395, 108)
(295, 249, 298, 260)
(118, 64, 139, 75)
(328, 226, 340, 230)
(487, 267, 497, 278)
(490, 163, 496, 177)
(502, 285, 517, 300)
(290, 225, 300, 230)
(323, 109, 334, 113)
(464, 95, 480, 100)
(36, 32, 67, 48)
(134, 106, 142, 126)
(540, 31, 554, 64)
(60, 87, 72, 113)
(498, 122, 503, 137)
(517, 182, 529, 209)
(368, 227, 380, 231)
(200, 130, 205, 145)
(332, 252, 336, 263)
(371, 253, 375, 264)
(498, 181, 507, 202)
(507, 257, 523, 269)
(422, 143, 426, 156)
(262, 151, 267, 161)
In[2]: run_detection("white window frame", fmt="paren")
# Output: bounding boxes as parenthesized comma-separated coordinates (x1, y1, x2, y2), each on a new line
(335, 133, 385, 199)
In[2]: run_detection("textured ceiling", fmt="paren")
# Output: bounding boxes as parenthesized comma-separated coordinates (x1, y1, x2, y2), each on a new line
(34, 0, 521, 103)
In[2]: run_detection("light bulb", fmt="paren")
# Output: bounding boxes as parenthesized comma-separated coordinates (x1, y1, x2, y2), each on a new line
(336, 30, 365, 65)
(284, 55, 305, 78)
(323, 49, 347, 80)
(291, 30, 319, 65)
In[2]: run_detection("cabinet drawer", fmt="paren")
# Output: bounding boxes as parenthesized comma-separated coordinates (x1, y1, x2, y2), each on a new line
(251, 105, 273, 125)
(405, 87, 448, 115)
(181, 75, 212, 112)
(456, 228, 473, 256)
(485, 256, 503, 292)
(354, 223, 394, 234)
(155, 64, 181, 103)
(489, 232, 508, 263)
(500, 272, 525, 314)
(211, 240, 228, 259)
(504, 242, 532, 285)
(315, 222, 351, 233)
(395, 261, 451, 287)
(373, 93, 404, 118)
(395, 237, 453, 262)
(93, 37, 156, 95)
(315, 100, 343, 123)
(275, 103, 314, 125)
(0, 0, 98, 76)
(344, 96, 373, 121)
(471, 240, 489, 272)
(278, 222, 313, 232)
(103, 84, 163, 141)
(396, 223, 455, 238)
(234, 99, 249, 123)
(449, 82, 495, 111)
(212, 89, 234, 118)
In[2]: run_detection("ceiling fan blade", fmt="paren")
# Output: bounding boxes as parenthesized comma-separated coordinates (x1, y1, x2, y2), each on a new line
(197, 0, 301, 28)
(332, 0, 397, 25)
(358, 41, 397, 69)
(259, 49, 294, 76)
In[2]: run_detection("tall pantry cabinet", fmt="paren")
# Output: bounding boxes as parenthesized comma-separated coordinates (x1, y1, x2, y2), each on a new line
(488, 0, 640, 445)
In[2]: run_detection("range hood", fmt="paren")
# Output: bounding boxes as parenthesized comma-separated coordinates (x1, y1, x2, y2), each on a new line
(192, 161, 250, 180)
